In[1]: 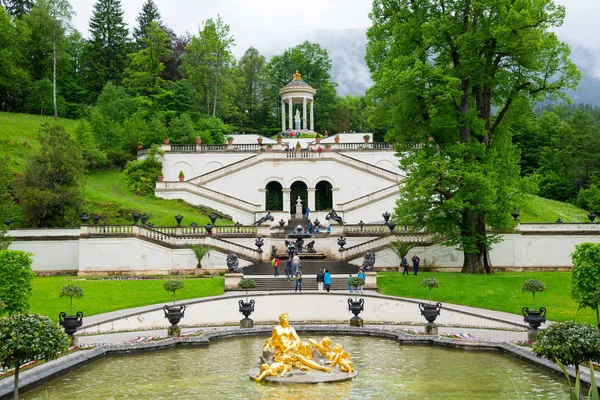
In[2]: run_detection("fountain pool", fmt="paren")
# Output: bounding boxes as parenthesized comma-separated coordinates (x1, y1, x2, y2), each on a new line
(21, 335, 568, 399)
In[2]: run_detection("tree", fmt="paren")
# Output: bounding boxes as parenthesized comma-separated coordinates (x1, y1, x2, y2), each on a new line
(181, 15, 234, 117)
(123, 144, 163, 195)
(571, 242, 600, 326)
(0, 250, 34, 316)
(59, 284, 84, 315)
(388, 241, 414, 272)
(124, 22, 171, 109)
(132, 0, 162, 47)
(236, 47, 268, 131)
(0, 314, 70, 400)
(86, 0, 130, 96)
(34, 0, 74, 119)
(0, 154, 15, 225)
(163, 279, 184, 305)
(16, 124, 84, 227)
(185, 244, 212, 268)
(0, 6, 30, 112)
(1, 0, 33, 18)
(366, 0, 580, 273)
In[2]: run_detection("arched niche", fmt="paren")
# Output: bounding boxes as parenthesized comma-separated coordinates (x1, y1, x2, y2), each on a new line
(265, 181, 283, 211)
(315, 180, 333, 210)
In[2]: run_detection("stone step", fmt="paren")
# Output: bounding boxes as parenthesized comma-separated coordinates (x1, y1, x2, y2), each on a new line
(242, 277, 353, 291)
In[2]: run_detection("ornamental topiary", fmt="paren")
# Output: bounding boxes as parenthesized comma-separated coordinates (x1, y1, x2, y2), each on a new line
(571, 242, 600, 326)
(238, 278, 256, 303)
(420, 278, 439, 304)
(163, 279, 185, 306)
(521, 279, 546, 310)
(59, 284, 84, 315)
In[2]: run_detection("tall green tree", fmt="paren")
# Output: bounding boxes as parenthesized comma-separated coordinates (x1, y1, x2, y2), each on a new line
(124, 21, 171, 109)
(16, 124, 85, 227)
(366, 0, 580, 273)
(34, 0, 74, 119)
(0, 250, 34, 316)
(1, 0, 33, 18)
(0, 5, 30, 111)
(86, 0, 130, 97)
(265, 41, 338, 133)
(236, 47, 268, 132)
(181, 15, 234, 117)
(132, 0, 162, 47)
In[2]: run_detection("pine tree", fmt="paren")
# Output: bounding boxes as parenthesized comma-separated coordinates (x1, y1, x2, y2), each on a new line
(1, 0, 34, 18)
(86, 0, 130, 97)
(133, 0, 162, 47)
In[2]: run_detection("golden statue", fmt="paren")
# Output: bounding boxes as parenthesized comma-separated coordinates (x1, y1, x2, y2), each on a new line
(309, 337, 335, 360)
(256, 313, 335, 382)
(292, 70, 302, 81)
(331, 344, 354, 373)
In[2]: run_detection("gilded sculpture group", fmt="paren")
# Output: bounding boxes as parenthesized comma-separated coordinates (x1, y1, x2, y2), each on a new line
(255, 312, 354, 382)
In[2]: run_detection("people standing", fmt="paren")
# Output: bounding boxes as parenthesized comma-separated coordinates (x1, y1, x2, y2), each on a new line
(307, 219, 313, 234)
(324, 269, 331, 292)
(316, 268, 324, 292)
(272, 256, 280, 277)
(401, 256, 409, 275)
(357, 269, 365, 294)
(305, 206, 311, 219)
(411, 254, 420, 276)
(347, 274, 354, 294)
(295, 267, 303, 292)
(285, 258, 292, 280)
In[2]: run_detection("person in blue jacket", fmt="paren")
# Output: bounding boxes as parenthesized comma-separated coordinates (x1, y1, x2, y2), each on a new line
(323, 269, 331, 292)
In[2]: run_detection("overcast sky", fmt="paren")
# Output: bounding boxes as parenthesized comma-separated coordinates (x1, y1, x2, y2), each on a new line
(68, 0, 600, 60)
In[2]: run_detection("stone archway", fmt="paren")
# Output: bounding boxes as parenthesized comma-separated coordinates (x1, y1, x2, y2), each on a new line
(265, 181, 283, 211)
(290, 181, 308, 216)
(315, 181, 333, 210)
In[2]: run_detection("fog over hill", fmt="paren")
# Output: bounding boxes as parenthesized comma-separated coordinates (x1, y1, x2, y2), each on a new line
(265, 28, 600, 105)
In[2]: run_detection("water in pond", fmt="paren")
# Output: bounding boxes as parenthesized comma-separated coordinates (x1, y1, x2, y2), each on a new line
(22, 336, 568, 399)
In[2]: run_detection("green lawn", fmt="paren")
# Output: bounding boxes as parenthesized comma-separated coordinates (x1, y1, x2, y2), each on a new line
(378, 272, 597, 325)
(84, 170, 231, 226)
(30, 276, 225, 322)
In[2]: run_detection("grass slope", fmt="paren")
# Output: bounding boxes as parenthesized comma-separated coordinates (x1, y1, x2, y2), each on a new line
(519, 194, 590, 223)
(0, 112, 79, 171)
(29, 276, 224, 321)
(84, 171, 226, 226)
(378, 272, 595, 324)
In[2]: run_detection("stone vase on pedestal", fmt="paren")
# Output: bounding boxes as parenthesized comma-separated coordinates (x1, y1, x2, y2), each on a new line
(419, 302, 442, 334)
(239, 299, 255, 328)
(522, 307, 546, 342)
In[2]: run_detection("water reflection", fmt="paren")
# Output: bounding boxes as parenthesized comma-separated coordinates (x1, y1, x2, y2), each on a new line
(22, 335, 568, 399)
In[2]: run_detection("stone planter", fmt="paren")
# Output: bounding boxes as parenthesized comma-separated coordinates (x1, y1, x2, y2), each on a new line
(522, 307, 546, 341)
(158, 176, 164, 182)
(59, 311, 83, 338)
(239, 299, 255, 328)
(163, 304, 186, 337)
(164, 138, 170, 144)
(419, 302, 442, 334)
(334, 137, 340, 144)
(196, 137, 201, 145)
(348, 298, 364, 327)
(179, 175, 184, 182)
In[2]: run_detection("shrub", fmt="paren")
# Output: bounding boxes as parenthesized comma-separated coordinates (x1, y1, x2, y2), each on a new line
(59, 285, 84, 315)
(163, 279, 185, 305)
(123, 145, 164, 196)
(238, 278, 256, 302)
(571, 243, 600, 326)
(0, 251, 34, 316)
(185, 244, 212, 268)
(421, 278, 439, 304)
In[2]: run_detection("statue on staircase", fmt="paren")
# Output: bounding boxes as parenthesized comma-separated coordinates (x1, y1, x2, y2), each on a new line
(254, 212, 274, 226)
(305, 241, 316, 253)
(227, 252, 242, 272)
(294, 238, 305, 253)
(362, 250, 376, 271)
(325, 209, 344, 225)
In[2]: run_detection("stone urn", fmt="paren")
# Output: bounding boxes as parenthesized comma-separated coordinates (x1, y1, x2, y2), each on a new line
(522, 307, 546, 341)
(59, 311, 83, 337)
(239, 299, 256, 328)
(337, 236, 347, 251)
(419, 302, 442, 334)
(348, 298, 364, 327)
(163, 304, 186, 337)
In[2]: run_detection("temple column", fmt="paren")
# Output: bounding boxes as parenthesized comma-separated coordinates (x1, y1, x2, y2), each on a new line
(282, 188, 291, 214)
(307, 188, 316, 214)
(288, 99, 293, 131)
(310, 100, 314, 131)
(302, 97, 307, 130)
(281, 100, 286, 131)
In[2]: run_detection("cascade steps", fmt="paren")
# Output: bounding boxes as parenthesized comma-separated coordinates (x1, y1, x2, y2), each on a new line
(241, 276, 352, 291)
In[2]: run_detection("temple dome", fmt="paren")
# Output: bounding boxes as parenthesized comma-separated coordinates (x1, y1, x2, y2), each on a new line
(280, 70, 315, 92)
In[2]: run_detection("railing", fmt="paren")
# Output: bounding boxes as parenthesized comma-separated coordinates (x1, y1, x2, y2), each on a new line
(337, 185, 399, 212)
(232, 144, 261, 151)
(343, 224, 390, 235)
(86, 225, 133, 235)
(158, 181, 261, 213)
(202, 236, 260, 261)
(138, 147, 150, 156)
(170, 144, 196, 152)
(332, 153, 403, 182)
(342, 233, 432, 260)
(200, 144, 227, 152)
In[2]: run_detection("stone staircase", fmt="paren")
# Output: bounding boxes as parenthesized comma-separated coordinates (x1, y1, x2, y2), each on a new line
(243, 260, 358, 275)
(244, 276, 351, 291)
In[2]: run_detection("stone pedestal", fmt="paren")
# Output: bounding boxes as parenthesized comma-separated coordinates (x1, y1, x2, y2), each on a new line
(425, 323, 438, 335)
(364, 272, 378, 290)
(241, 318, 254, 328)
(350, 316, 363, 327)
(225, 273, 244, 291)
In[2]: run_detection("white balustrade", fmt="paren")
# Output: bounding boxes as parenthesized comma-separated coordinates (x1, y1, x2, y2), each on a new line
(337, 185, 399, 212)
